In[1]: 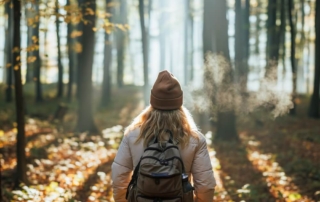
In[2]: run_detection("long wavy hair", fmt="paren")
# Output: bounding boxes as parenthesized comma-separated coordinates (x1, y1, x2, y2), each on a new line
(125, 106, 199, 148)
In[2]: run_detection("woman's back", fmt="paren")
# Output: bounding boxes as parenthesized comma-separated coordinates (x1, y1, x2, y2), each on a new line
(111, 70, 216, 202)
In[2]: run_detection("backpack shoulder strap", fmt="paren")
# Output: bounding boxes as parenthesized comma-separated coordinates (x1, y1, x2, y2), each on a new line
(126, 160, 141, 199)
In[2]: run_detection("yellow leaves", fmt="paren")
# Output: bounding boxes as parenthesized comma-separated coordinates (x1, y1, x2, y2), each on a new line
(73, 42, 82, 53)
(0, 130, 4, 137)
(6, 63, 12, 68)
(115, 23, 130, 32)
(45, 182, 59, 193)
(103, 20, 114, 34)
(27, 56, 37, 63)
(70, 30, 82, 38)
(16, 56, 20, 61)
(85, 8, 95, 16)
(14, 65, 20, 71)
(12, 46, 20, 53)
(32, 36, 38, 43)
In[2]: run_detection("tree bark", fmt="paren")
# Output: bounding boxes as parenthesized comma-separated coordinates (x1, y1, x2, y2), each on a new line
(139, 0, 149, 106)
(56, 0, 64, 98)
(5, 1, 13, 103)
(288, 0, 297, 115)
(115, 0, 127, 87)
(25, 4, 34, 83)
(34, 0, 43, 102)
(308, 0, 320, 118)
(76, 0, 98, 133)
(101, 0, 113, 106)
(184, 0, 190, 85)
(203, 0, 215, 55)
(265, 0, 280, 78)
(206, 0, 237, 141)
(13, 0, 27, 187)
(159, 0, 166, 71)
(67, 0, 76, 101)
(76, 0, 85, 99)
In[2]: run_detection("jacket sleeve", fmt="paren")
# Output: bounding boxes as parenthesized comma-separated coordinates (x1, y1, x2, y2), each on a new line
(111, 135, 133, 202)
(191, 135, 216, 202)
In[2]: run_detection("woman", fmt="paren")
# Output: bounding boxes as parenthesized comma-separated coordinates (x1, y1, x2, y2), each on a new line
(111, 70, 216, 202)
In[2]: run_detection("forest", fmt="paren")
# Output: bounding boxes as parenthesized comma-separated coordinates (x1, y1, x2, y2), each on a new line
(0, 0, 319, 201)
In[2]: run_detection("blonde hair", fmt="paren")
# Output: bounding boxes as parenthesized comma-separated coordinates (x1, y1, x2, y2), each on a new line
(125, 105, 199, 148)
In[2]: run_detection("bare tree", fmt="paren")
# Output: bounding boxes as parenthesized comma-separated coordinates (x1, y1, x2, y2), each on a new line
(203, 0, 238, 140)
(288, 0, 297, 115)
(76, 0, 98, 133)
(56, 0, 64, 98)
(5, 1, 13, 103)
(139, 0, 149, 106)
(309, 0, 320, 118)
(13, 0, 27, 187)
(101, 0, 113, 106)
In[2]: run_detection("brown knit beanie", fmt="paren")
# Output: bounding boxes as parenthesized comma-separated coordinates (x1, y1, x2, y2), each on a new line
(150, 70, 183, 110)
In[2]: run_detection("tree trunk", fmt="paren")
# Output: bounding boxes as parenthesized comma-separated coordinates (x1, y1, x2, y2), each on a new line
(5, 1, 13, 103)
(13, 0, 27, 187)
(159, 0, 166, 71)
(76, 0, 98, 133)
(34, 1, 43, 102)
(56, 0, 64, 98)
(76, 0, 85, 99)
(308, 0, 320, 118)
(265, 0, 280, 78)
(255, 0, 261, 54)
(203, 0, 215, 56)
(115, 0, 127, 88)
(189, 0, 194, 81)
(279, 0, 286, 79)
(139, 0, 149, 106)
(235, 0, 245, 88)
(184, 0, 190, 85)
(67, 0, 76, 101)
(25, 4, 34, 83)
(101, 0, 113, 106)
(208, 0, 237, 141)
(288, 0, 297, 115)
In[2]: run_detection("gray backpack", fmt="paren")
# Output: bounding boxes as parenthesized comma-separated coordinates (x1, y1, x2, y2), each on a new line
(126, 130, 194, 202)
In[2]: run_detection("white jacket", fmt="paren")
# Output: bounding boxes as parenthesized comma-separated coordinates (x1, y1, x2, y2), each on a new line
(111, 128, 216, 202)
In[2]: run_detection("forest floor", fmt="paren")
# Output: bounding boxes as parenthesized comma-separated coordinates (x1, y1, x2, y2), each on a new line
(0, 84, 320, 202)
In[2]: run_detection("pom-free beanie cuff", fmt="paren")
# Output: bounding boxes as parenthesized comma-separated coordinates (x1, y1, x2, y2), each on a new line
(150, 92, 183, 110)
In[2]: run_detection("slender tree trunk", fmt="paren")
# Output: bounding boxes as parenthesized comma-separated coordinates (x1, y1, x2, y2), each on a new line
(25, 5, 34, 83)
(76, 0, 98, 133)
(101, 0, 113, 106)
(235, 0, 244, 87)
(308, 0, 320, 118)
(13, 0, 27, 187)
(76, 0, 85, 98)
(67, 0, 75, 101)
(5, 2, 13, 103)
(289, 0, 297, 115)
(255, 0, 260, 54)
(184, 0, 190, 85)
(34, 1, 43, 102)
(300, 0, 305, 41)
(265, 0, 280, 78)
(115, 0, 127, 87)
(279, 0, 286, 79)
(139, 0, 149, 106)
(203, 0, 215, 56)
(56, 0, 64, 98)
(208, 0, 237, 141)
(159, 0, 166, 71)
(189, 0, 194, 81)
